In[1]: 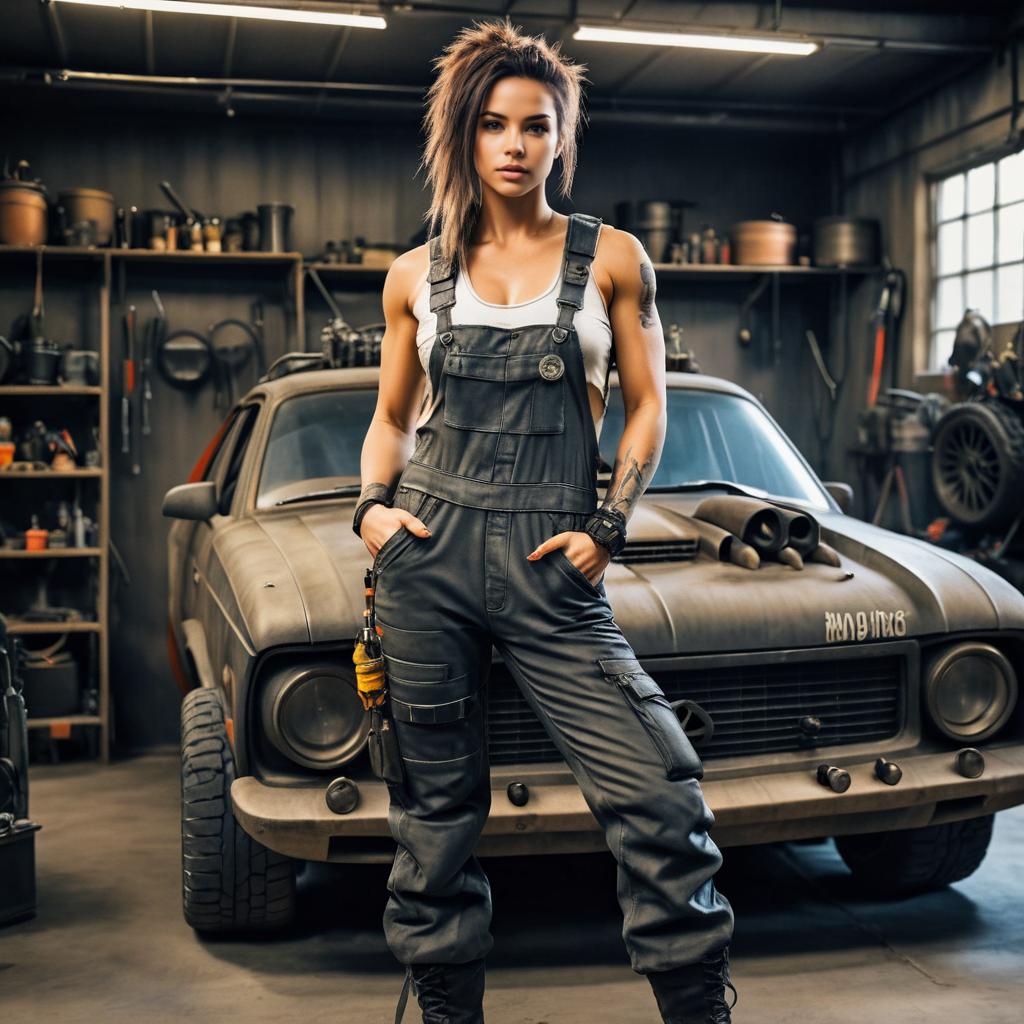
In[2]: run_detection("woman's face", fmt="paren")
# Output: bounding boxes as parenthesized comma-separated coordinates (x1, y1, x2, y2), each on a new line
(473, 75, 560, 200)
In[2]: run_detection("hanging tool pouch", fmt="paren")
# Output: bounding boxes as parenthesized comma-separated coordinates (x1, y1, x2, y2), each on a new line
(352, 568, 405, 785)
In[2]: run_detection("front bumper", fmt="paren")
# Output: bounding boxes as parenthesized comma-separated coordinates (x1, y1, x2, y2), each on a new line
(231, 743, 1024, 863)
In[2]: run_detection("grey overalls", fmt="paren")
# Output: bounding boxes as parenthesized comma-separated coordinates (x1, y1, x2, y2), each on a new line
(371, 213, 734, 975)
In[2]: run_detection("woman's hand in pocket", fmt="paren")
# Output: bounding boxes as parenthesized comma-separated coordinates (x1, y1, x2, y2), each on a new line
(527, 531, 611, 587)
(360, 503, 432, 558)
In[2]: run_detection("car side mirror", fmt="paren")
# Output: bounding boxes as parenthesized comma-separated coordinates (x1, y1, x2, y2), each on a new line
(162, 481, 218, 521)
(822, 481, 854, 514)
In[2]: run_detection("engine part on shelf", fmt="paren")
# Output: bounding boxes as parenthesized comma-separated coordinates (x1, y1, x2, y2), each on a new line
(0, 159, 48, 246)
(159, 180, 203, 251)
(58, 349, 100, 386)
(664, 323, 700, 373)
(812, 216, 881, 268)
(730, 215, 796, 266)
(55, 188, 115, 247)
(258, 202, 293, 252)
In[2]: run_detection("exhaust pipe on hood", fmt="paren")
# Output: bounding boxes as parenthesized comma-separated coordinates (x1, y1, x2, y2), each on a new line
(679, 515, 761, 570)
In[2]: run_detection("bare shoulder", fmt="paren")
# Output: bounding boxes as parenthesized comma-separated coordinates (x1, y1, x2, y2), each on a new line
(593, 224, 653, 307)
(383, 242, 431, 317)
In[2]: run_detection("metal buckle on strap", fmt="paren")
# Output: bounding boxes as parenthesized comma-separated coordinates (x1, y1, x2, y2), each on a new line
(564, 259, 590, 284)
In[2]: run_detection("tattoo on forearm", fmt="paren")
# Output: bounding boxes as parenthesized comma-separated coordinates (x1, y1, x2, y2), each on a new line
(603, 444, 654, 520)
(639, 261, 656, 329)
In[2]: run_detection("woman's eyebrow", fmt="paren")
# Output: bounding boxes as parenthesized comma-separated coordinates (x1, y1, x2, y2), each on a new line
(480, 111, 552, 121)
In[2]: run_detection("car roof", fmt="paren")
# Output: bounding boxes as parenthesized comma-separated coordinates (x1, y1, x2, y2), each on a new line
(246, 366, 759, 406)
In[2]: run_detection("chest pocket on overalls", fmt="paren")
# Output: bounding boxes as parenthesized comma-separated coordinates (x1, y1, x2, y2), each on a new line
(443, 350, 565, 434)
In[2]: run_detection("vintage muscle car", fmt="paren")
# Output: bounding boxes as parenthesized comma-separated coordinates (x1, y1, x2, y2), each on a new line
(164, 365, 1024, 932)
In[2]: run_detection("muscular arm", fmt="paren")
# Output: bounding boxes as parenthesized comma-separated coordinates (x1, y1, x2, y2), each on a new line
(599, 229, 667, 524)
(356, 246, 429, 507)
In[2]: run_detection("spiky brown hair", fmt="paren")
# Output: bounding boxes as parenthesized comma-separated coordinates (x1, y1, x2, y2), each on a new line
(420, 17, 589, 270)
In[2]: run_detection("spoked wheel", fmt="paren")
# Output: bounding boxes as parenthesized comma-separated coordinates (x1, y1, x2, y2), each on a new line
(931, 401, 1024, 531)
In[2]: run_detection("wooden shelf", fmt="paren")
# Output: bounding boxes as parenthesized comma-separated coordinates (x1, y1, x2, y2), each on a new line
(4, 620, 101, 634)
(0, 547, 102, 558)
(27, 715, 102, 729)
(0, 245, 106, 260)
(0, 385, 101, 397)
(0, 468, 103, 478)
(111, 248, 301, 266)
(302, 260, 882, 286)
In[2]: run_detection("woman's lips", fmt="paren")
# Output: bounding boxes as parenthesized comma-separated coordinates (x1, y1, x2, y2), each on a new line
(498, 168, 528, 179)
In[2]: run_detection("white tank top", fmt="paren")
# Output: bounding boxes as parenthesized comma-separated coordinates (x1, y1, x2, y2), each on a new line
(411, 251, 614, 412)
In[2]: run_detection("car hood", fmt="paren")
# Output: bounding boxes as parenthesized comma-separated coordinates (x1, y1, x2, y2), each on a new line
(214, 496, 1024, 654)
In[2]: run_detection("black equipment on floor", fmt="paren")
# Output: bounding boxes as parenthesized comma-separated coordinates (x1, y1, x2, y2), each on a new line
(0, 613, 42, 926)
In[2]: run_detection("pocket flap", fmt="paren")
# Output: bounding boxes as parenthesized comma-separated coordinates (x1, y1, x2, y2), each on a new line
(383, 655, 448, 682)
(598, 657, 663, 700)
(445, 351, 543, 382)
(597, 656, 643, 676)
(444, 351, 507, 381)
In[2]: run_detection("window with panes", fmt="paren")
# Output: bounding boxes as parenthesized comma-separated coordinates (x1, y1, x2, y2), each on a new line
(930, 150, 1024, 371)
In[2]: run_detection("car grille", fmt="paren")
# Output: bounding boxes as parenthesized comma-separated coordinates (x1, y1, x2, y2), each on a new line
(485, 654, 905, 764)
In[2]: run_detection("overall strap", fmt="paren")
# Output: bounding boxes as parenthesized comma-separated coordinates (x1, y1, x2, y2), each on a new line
(555, 213, 603, 333)
(427, 235, 457, 335)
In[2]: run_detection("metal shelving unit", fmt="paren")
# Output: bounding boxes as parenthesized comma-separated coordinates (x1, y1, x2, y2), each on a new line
(0, 245, 110, 759)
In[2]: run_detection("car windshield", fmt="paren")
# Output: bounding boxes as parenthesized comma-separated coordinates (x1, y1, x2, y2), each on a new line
(600, 387, 831, 510)
(256, 385, 830, 511)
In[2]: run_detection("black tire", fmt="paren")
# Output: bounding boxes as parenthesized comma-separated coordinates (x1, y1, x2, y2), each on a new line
(835, 814, 995, 898)
(181, 688, 297, 933)
(931, 401, 1024, 531)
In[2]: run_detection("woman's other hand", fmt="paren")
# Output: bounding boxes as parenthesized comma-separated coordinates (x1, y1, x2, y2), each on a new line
(360, 503, 432, 558)
(527, 531, 611, 587)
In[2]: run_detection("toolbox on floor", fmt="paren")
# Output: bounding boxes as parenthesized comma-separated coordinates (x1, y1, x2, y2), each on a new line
(0, 819, 41, 925)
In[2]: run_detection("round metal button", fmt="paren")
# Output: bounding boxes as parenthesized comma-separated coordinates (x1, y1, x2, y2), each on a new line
(439, 331, 453, 345)
(538, 354, 564, 381)
(551, 327, 568, 342)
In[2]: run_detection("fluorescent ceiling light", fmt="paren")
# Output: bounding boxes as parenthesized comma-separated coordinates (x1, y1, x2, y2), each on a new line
(54, 1, 387, 29)
(574, 24, 819, 56)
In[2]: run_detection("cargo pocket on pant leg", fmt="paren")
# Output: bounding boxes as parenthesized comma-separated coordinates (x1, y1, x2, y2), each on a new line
(384, 656, 485, 812)
(598, 656, 704, 781)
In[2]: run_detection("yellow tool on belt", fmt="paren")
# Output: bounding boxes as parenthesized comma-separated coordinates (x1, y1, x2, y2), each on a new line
(352, 567, 405, 783)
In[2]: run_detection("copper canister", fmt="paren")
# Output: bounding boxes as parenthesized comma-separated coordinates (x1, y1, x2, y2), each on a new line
(58, 188, 116, 246)
(0, 181, 48, 245)
(730, 220, 797, 266)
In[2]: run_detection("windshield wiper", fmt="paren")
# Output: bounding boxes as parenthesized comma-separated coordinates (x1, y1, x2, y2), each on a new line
(274, 483, 362, 507)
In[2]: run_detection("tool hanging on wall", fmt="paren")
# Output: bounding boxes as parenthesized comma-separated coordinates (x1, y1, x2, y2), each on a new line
(120, 304, 136, 460)
(208, 316, 260, 409)
(866, 264, 907, 407)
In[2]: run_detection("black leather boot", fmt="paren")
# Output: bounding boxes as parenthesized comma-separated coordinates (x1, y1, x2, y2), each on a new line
(394, 957, 486, 1024)
(646, 945, 738, 1024)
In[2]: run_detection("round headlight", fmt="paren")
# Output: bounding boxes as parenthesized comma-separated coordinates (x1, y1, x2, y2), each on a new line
(261, 663, 369, 769)
(924, 642, 1017, 742)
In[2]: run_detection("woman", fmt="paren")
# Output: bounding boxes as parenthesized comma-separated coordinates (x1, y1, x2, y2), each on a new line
(353, 18, 736, 1024)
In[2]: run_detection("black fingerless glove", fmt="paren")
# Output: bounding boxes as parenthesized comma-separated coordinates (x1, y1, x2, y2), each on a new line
(583, 507, 628, 557)
(353, 483, 394, 538)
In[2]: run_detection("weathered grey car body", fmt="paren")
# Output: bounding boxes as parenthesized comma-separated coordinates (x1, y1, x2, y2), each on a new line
(166, 368, 1024, 864)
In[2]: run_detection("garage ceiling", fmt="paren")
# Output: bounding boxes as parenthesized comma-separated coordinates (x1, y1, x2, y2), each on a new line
(1, 0, 1020, 132)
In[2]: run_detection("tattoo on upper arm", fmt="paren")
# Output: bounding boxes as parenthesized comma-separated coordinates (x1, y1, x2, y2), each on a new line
(603, 444, 654, 520)
(639, 261, 656, 329)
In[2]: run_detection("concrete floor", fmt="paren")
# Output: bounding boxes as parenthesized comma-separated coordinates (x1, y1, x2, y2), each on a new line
(1, 753, 1022, 1023)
